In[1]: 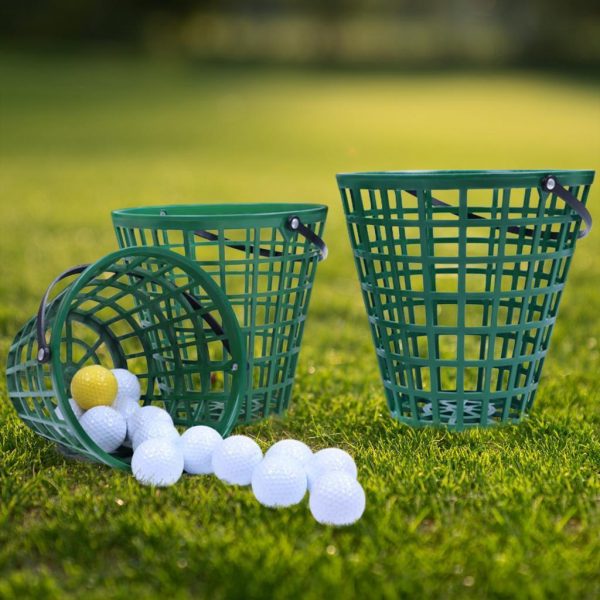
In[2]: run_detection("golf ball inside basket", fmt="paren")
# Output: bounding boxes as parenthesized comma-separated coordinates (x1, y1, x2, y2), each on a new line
(55, 398, 84, 421)
(309, 471, 366, 526)
(132, 438, 184, 487)
(132, 419, 180, 451)
(70, 365, 118, 410)
(127, 405, 173, 439)
(113, 397, 140, 421)
(264, 439, 313, 466)
(305, 448, 357, 490)
(212, 435, 263, 485)
(111, 368, 141, 403)
(79, 405, 127, 453)
(251, 456, 307, 508)
(180, 426, 223, 475)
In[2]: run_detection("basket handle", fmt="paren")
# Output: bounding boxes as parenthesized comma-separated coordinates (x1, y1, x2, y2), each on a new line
(408, 174, 592, 240)
(36, 265, 89, 363)
(193, 215, 328, 261)
(36, 264, 230, 364)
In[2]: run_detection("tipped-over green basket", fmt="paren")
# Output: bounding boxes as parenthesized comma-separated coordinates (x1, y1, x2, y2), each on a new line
(337, 170, 594, 430)
(6, 247, 246, 469)
(112, 203, 328, 424)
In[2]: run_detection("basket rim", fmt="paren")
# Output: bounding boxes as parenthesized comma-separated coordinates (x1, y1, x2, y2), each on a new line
(112, 203, 328, 228)
(336, 169, 595, 189)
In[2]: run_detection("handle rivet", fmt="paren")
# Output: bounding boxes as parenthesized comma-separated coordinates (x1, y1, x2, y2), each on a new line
(232, 363, 238, 372)
(289, 217, 300, 230)
(545, 177, 556, 191)
(160, 209, 167, 216)
(37, 348, 48, 362)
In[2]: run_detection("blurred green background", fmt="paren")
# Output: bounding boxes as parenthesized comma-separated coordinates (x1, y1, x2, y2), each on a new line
(1, 2, 599, 599)
(2, 0, 600, 68)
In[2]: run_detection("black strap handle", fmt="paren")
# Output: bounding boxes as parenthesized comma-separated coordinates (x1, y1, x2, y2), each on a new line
(541, 175, 592, 239)
(193, 215, 328, 261)
(286, 215, 329, 260)
(37, 265, 89, 363)
(36, 264, 229, 364)
(408, 174, 592, 240)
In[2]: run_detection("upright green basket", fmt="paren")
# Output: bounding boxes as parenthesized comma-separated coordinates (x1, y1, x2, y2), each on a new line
(6, 247, 246, 469)
(112, 203, 328, 423)
(337, 170, 594, 430)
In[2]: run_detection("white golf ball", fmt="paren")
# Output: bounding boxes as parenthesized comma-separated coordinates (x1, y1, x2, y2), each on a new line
(251, 456, 307, 508)
(212, 435, 263, 485)
(264, 439, 313, 466)
(111, 368, 141, 403)
(127, 405, 173, 439)
(79, 405, 127, 453)
(132, 419, 180, 451)
(180, 426, 223, 475)
(113, 396, 140, 421)
(111, 399, 139, 448)
(55, 398, 84, 421)
(131, 438, 184, 487)
(309, 471, 366, 526)
(305, 448, 357, 490)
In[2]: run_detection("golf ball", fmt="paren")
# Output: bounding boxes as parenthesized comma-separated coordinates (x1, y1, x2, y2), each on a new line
(132, 420, 180, 451)
(55, 398, 84, 421)
(180, 426, 223, 475)
(212, 435, 263, 485)
(70, 365, 118, 410)
(264, 439, 313, 466)
(127, 405, 173, 439)
(309, 471, 366, 526)
(79, 405, 127, 453)
(305, 448, 357, 490)
(251, 456, 307, 508)
(113, 396, 140, 421)
(132, 438, 184, 487)
(111, 368, 141, 403)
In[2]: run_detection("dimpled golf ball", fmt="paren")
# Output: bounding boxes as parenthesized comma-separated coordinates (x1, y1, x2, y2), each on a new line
(132, 438, 184, 487)
(111, 399, 139, 447)
(70, 365, 118, 410)
(309, 471, 366, 526)
(55, 398, 84, 421)
(251, 456, 307, 508)
(180, 426, 223, 475)
(79, 406, 127, 453)
(264, 439, 313, 466)
(113, 396, 140, 421)
(111, 368, 141, 403)
(127, 405, 173, 439)
(212, 435, 263, 485)
(305, 447, 357, 490)
(132, 419, 180, 451)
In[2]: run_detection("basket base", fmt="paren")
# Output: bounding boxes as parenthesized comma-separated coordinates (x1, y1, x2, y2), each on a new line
(391, 400, 527, 431)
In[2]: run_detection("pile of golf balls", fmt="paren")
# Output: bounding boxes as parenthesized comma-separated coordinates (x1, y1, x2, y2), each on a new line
(207, 435, 365, 526)
(60, 366, 366, 526)
(59, 366, 144, 457)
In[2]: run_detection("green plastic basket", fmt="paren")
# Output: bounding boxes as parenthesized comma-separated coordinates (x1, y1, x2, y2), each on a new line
(6, 247, 246, 469)
(337, 170, 594, 430)
(112, 203, 328, 423)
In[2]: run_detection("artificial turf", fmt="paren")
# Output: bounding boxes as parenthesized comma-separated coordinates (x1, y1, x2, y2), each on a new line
(0, 53, 599, 599)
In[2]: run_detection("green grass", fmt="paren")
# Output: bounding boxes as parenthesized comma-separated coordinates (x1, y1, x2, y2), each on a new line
(1, 53, 599, 599)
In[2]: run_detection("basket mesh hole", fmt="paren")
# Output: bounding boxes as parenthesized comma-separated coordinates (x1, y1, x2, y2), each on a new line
(437, 335, 457, 361)
(440, 368, 458, 391)
(435, 267, 459, 292)
(464, 335, 487, 360)
(465, 272, 488, 293)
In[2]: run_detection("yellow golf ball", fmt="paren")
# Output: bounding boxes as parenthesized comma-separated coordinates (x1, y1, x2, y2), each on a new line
(70, 365, 118, 410)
